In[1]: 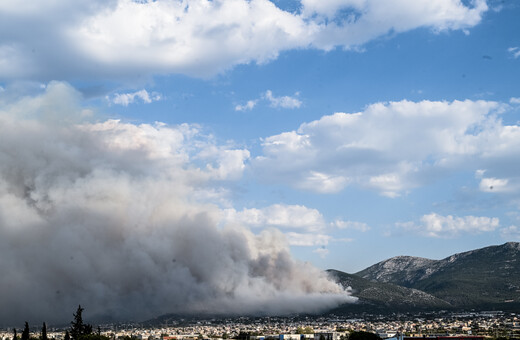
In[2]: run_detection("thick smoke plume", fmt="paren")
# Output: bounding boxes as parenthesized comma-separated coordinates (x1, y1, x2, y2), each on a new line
(0, 83, 352, 325)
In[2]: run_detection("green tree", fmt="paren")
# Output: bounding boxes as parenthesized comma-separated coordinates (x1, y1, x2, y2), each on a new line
(41, 323, 48, 340)
(13, 328, 18, 340)
(296, 327, 314, 334)
(70, 305, 93, 340)
(71, 305, 84, 340)
(65, 331, 71, 340)
(21, 322, 30, 340)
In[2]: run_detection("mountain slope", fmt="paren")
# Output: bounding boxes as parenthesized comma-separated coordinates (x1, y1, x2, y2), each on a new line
(327, 269, 451, 313)
(355, 242, 520, 308)
(354, 256, 438, 287)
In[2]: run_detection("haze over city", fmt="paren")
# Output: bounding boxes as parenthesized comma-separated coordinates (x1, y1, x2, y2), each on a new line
(0, 0, 519, 325)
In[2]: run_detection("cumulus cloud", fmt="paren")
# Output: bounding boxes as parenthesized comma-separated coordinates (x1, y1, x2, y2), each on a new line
(297, 171, 349, 193)
(300, 0, 487, 28)
(264, 90, 302, 109)
(397, 213, 500, 238)
(235, 100, 258, 112)
(222, 204, 325, 231)
(510, 97, 520, 104)
(0, 0, 488, 80)
(108, 89, 161, 106)
(235, 90, 302, 111)
(253, 99, 520, 197)
(195, 144, 251, 181)
(222, 205, 361, 249)
(286, 232, 331, 246)
(332, 220, 370, 232)
(0, 82, 352, 325)
(478, 177, 510, 193)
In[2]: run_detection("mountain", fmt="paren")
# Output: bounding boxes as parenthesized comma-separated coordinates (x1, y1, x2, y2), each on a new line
(327, 270, 451, 314)
(355, 242, 520, 309)
(354, 256, 438, 287)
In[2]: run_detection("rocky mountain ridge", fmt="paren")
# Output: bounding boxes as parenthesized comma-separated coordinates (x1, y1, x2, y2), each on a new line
(356, 242, 520, 287)
(329, 242, 520, 314)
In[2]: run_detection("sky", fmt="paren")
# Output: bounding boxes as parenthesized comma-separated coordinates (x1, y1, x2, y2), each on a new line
(1, 0, 520, 324)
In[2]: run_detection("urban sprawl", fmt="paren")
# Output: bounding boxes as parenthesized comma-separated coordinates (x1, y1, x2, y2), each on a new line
(2, 311, 520, 340)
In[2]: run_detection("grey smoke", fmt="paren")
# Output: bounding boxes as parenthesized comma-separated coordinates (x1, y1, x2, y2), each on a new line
(0, 82, 353, 325)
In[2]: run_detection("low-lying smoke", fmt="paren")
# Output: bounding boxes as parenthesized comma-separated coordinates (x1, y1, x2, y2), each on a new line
(0, 83, 353, 326)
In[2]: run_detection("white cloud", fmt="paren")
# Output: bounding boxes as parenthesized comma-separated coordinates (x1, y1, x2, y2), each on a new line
(510, 97, 520, 104)
(478, 176, 511, 193)
(108, 89, 161, 106)
(236, 90, 302, 111)
(222, 204, 326, 231)
(474, 169, 515, 193)
(196, 145, 251, 181)
(235, 100, 257, 111)
(0, 0, 488, 80)
(332, 219, 370, 232)
(253, 98, 520, 197)
(368, 173, 405, 198)
(222, 204, 339, 249)
(500, 225, 520, 240)
(300, 0, 487, 31)
(222, 205, 365, 248)
(397, 213, 500, 238)
(286, 232, 331, 246)
(264, 90, 302, 109)
(508, 47, 520, 59)
(297, 171, 349, 193)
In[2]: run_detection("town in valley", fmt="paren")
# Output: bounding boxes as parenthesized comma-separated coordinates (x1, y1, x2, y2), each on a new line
(2, 312, 519, 340)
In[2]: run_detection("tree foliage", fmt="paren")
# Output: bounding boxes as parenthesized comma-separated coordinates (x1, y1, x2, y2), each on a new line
(41, 323, 48, 340)
(70, 305, 93, 340)
(21, 322, 30, 340)
(69, 305, 108, 340)
(296, 327, 314, 334)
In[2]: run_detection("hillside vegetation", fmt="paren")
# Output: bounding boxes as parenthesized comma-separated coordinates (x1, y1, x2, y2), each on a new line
(330, 242, 520, 313)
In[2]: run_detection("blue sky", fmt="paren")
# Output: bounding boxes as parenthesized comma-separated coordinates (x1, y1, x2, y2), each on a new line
(1, 2, 520, 317)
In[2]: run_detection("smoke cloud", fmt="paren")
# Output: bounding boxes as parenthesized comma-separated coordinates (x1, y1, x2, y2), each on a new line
(0, 82, 352, 325)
